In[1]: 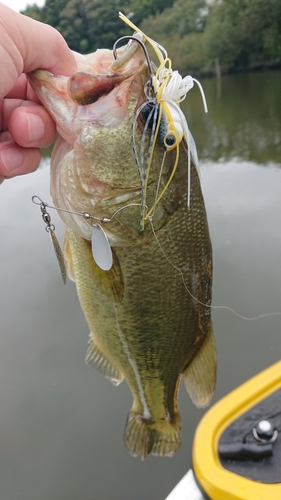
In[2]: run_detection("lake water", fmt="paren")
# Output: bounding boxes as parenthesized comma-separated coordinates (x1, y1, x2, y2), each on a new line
(0, 70, 281, 500)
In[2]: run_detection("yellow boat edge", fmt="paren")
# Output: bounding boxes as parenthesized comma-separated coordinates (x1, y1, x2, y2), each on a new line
(192, 360, 281, 499)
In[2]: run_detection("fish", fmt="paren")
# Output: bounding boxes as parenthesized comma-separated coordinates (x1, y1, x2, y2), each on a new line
(28, 19, 216, 458)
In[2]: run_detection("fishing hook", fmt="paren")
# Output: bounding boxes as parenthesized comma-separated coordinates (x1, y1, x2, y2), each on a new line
(112, 35, 154, 80)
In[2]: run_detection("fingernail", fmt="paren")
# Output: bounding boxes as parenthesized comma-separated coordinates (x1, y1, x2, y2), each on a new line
(27, 114, 45, 143)
(0, 147, 24, 172)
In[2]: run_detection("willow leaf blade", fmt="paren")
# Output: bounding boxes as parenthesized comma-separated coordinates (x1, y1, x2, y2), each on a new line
(48, 228, 67, 284)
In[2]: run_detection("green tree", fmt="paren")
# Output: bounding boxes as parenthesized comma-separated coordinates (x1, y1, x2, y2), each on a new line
(140, 0, 208, 40)
(85, 0, 130, 51)
(139, 0, 208, 74)
(21, 0, 281, 73)
(41, 0, 69, 26)
(204, 0, 281, 70)
(126, 0, 174, 26)
(57, 0, 91, 52)
(21, 3, 43, 21)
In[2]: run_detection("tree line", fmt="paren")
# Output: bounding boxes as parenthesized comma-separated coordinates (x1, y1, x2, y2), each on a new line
(23, 0, 281, 75)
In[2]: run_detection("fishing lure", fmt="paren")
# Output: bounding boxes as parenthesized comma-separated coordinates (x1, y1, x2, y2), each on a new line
(32, 196, 67, 284)
(32, 196, 145, 273)
(118, 12, 208, 230)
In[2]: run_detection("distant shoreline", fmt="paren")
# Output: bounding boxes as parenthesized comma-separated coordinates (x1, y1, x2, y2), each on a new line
(193, 60, 281, 79)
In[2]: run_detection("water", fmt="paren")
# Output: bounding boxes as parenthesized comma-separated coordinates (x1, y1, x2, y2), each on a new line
(0, 70, 281, 500)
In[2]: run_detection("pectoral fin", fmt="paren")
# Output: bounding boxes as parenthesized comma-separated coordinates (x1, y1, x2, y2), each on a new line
(183, 321, 216, 408)
(65, 228, 124, 302)
(86, 332, 124, 386)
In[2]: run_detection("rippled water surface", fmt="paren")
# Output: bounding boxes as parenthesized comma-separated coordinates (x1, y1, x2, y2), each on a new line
(0, 70, 280, 500)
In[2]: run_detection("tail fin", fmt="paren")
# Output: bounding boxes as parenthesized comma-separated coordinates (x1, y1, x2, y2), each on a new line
(124, 411, 181, 459)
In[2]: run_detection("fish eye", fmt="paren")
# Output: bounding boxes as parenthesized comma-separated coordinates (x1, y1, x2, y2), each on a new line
(164, 134, 176, 149)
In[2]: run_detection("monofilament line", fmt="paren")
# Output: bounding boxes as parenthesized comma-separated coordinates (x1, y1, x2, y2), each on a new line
(149, 218, 281, 322)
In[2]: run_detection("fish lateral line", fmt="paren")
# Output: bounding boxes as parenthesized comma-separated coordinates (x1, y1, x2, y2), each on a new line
(148, 218, 281, 322)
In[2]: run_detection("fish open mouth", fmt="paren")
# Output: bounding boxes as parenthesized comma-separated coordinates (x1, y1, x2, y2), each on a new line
(68, 33, 149, 106)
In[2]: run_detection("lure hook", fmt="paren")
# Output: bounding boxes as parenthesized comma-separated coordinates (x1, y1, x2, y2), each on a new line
(113, 35, 154, 80)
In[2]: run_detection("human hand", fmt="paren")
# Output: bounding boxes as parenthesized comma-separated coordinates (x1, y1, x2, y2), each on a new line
(0, 4, 77, 184)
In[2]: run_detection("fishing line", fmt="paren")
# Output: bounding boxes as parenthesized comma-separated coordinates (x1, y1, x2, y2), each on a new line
(132, 100, 161, 230)
(33, 197, 281, 320)
(145, 144, 180, 220)
(146, 151, 167, 220)
(132, 102, 147, 170)
(140, 103, 163, 230)
(32, 196, 143, 224)
(148, 217, 281, 322)
(141, 106, 156, 167)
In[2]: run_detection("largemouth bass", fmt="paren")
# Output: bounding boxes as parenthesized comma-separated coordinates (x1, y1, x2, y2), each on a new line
(28, 19, 216, 458)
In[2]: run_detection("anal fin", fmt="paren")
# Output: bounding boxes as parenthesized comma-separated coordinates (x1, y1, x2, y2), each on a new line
(183, 320, 216, 408)
(85, 332, 124, 386)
